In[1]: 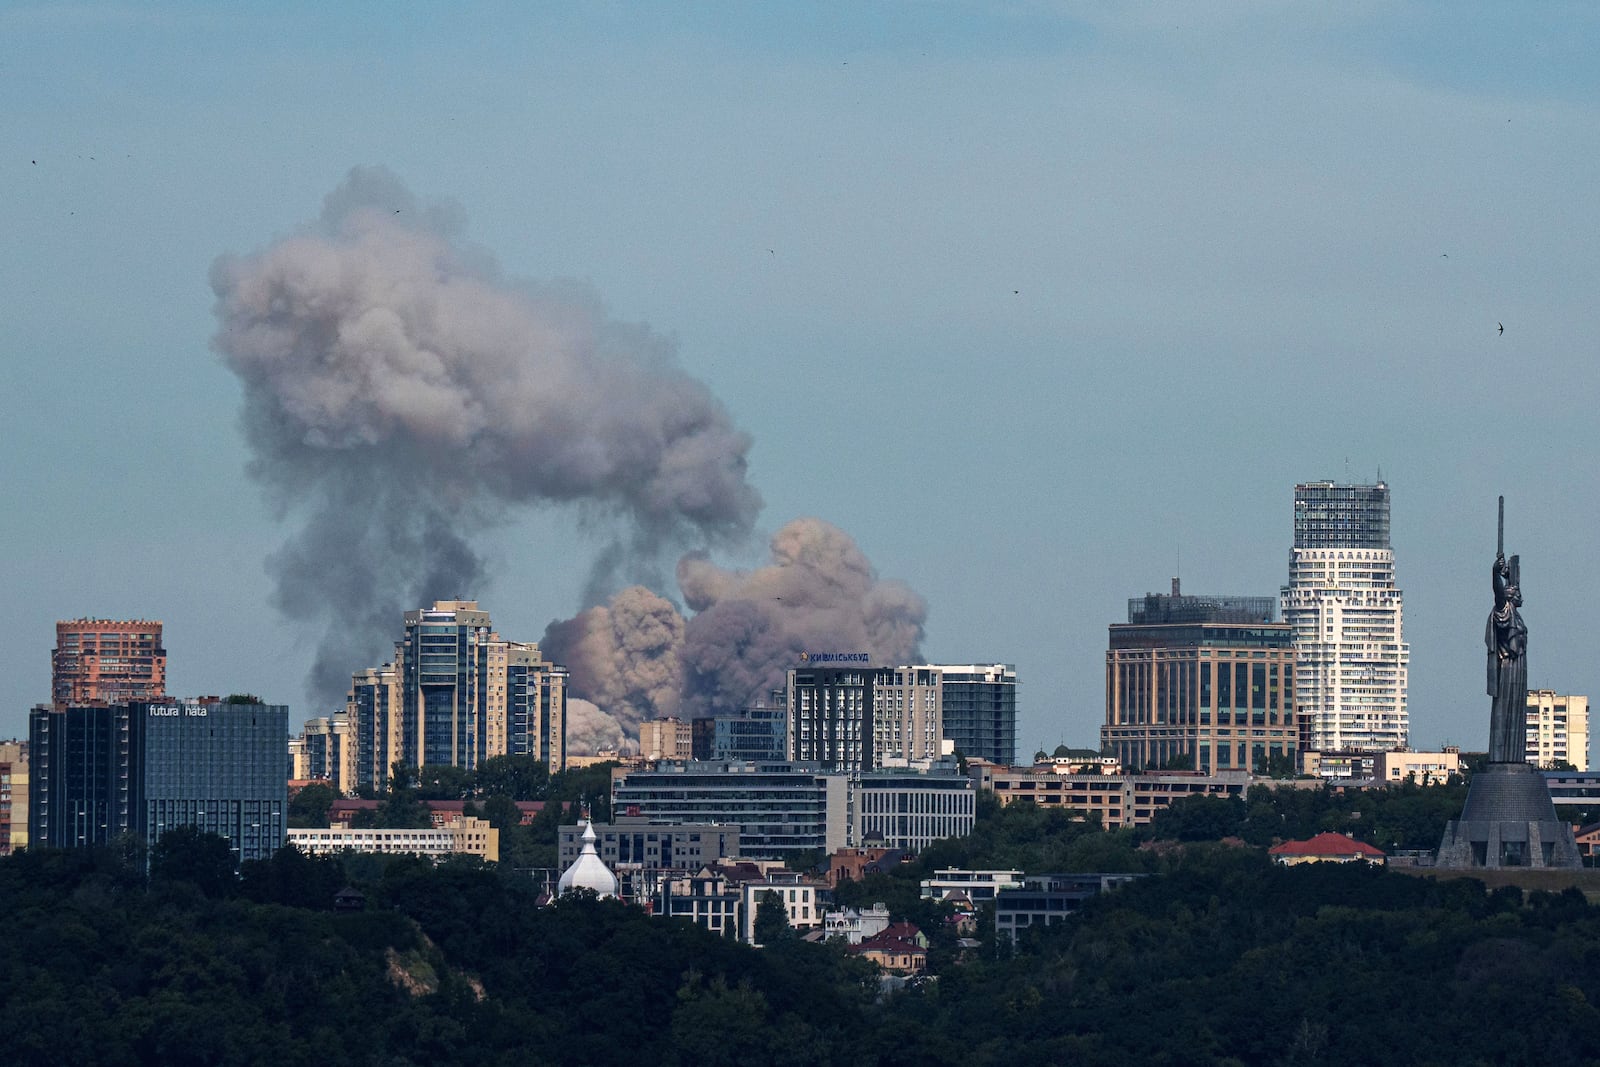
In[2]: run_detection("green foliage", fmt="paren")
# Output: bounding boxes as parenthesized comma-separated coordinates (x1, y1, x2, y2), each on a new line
(474, 755, 551, 801)
(414, 764, 476, 801)
(222, 693, 262, 704)
(287, 783, 335, 829)
(753, 890, 791, 945)
(149, 826, 237, 897)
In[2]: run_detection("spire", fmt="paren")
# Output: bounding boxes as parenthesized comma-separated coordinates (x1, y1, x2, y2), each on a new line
(557, 818, 619, 899)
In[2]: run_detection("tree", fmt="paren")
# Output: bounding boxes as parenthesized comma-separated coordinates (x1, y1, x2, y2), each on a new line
(149, 825, 237, 897)
(415, 764, 475, 801)
(288, 783, 336, 828)
(476, 754, 551, 801)
(754, 890, 791, 945)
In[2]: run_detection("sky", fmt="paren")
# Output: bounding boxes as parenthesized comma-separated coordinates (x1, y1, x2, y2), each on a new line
(4, 1, 1599, 756)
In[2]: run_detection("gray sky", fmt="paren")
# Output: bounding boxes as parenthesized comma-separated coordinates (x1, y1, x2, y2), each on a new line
(4, 2, 1598, 756)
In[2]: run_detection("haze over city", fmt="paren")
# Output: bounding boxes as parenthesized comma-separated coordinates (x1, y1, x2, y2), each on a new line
(4, 3, 1599, 755)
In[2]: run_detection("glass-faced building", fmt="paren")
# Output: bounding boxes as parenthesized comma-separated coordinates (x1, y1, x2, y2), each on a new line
(1281, 481, 1409, 752)
(29, 699, 288, 863)
(1101, 583, 1297, 773)
(612, 761, 849, 860)
(933, 664, 1017, 767)
(710, 707, 787, 762)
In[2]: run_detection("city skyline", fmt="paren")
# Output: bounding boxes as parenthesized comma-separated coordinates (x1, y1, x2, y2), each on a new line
(4, 4, 1599, 755)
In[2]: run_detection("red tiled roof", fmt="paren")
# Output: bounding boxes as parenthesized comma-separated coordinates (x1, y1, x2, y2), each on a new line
(1268, 831, 1385, 858)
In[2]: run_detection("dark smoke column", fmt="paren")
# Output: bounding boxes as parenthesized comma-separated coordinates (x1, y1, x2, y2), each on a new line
(212, 166, 761, 709)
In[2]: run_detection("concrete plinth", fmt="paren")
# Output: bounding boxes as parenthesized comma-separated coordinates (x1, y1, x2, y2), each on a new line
(1436, 761, 1582, 870)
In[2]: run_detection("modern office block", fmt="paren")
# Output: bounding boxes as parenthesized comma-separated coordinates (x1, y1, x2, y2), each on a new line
(787, 668, 873, 772)
(709, 707, 786, 762)
(612, 761, 850, 860)
(1102, 581, 1297, 773)
(1281, 481, 1410, 752)
(934, 664, 1017, 767)
(851, 770, 975, 851)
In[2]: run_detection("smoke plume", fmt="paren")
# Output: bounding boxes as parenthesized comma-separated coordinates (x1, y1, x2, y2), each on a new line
(213, 167, 761, 706)
(545, 517, 928, 743)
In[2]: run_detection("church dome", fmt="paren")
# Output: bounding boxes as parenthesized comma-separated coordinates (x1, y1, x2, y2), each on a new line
(558, 820, 619, 898)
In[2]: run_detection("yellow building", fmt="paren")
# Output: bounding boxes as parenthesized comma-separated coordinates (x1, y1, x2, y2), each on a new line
(1374, 749, 1461, 785)
(639, 717, 693, 761)
(973, 764, 1251, 830)
(0, 741, 27, 855)
(1526, 690, 1588, 770)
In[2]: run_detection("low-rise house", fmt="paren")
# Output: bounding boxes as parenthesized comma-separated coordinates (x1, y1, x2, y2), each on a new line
(921, 868, 1024, 903)
(824, 903, 891, 944)
(994, 873, 1142, 942)
(1268, 831, 1386, 866)
(849, 922, 928, 975)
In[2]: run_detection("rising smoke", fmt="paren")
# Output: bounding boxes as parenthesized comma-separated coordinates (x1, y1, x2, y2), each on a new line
(544, 517, 928, 743)
(213, 167, 761, 707)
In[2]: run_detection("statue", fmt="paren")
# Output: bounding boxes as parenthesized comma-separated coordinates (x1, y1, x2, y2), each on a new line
(1485, 498, 1527, 763)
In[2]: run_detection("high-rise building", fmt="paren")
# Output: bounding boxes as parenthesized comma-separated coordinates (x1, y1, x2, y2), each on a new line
(787, 667, 873, 772)
(0, 741, 29, 855)
(1526, 691, 1589, 771)
(291, 713, 359, 793)
(933, 664, 1017, 766)
(29, 698, 288, 863)
(707, 707, 787, 762)
(1281, 481, 1409, 752)
(639, 717, 693, 761)
(52, 619, 166, 705)
(1102, 582, 1297, 773)
(347, 601, 567, 786)
(871, 667, 945, 766)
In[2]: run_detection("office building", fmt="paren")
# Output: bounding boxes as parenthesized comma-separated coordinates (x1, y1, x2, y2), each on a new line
(787, 667, 873, 772)
(348, 601, 567, 786)
(1527, 691, 1589, 771)
(30, 698, 288, 863)
(52, 619, 166, 705)
(971, 762, 1254, 830)
(1102, 581, 1297, 773)
(557, 818, 742, 870)
(1281, 481, 1410, 752)
(639, 717, 693, 762)
(612, 761, 850, 861)
(995, 873, 1142, 942)
(851, 770, 975, 851)
(0, 741, 28, 855)
(934, 663, 1017, 767)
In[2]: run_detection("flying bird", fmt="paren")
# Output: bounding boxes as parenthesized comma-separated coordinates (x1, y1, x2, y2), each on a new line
(1498, 322, 1504, 335)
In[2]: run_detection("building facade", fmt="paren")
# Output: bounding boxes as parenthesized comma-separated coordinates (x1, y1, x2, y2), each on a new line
(787, 667, 873, 772)
(30, 698, 287, 863)
(871, 666, 944, 766)
(1281, 481, 1409, 752)
(1526, 691, 1589, 771)
(935, 663, 1017, 767)
(851, 770, 975, 851)
(972, 764, 1254, 830)
(52, 618, 166, 705)
(1102, 582, 1297, 774)
(707, 707, 787, 762)
(288, 816, 497, 862)
(292, 712, 358, 793)
(612, 761, 850, 860)
(347, 601, 567, 787)
(557, 818, 742, 871)
(639, 717, 693, 762)
(995, 873, 1141, 942)
(0, 741, 29, 855)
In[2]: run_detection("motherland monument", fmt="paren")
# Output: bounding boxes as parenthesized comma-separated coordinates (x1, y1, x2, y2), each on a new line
(1436, 497, 1581, 868)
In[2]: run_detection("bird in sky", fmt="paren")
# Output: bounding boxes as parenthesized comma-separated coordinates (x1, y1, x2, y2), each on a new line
(1498, 322, 1504, 335)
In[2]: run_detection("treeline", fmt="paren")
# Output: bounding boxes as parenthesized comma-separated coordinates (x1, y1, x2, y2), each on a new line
(7, 829, 1600, 1065)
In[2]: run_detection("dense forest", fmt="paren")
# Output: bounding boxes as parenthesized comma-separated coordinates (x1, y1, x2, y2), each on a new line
(5, 778, 1600, 1065)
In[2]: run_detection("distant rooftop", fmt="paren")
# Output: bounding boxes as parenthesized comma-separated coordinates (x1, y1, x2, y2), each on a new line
(1125, 579, 1276, 624)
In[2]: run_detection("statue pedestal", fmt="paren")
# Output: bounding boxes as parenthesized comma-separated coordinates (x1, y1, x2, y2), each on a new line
(1436, 762, 1582, 869)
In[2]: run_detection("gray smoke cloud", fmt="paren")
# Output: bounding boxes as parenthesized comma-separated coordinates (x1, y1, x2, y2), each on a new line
(565, 698, 631, 756)
(545, 517, 928, 741)
(212, 166, 761, 707)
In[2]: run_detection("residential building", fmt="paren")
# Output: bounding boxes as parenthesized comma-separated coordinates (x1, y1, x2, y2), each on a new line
(288, 816, 498, 862)
(1542, 770, 1600, 814)
(826, 846, 905, 887)
(972, 764, 1253, 830)
(611, 760, 849, 861)
(920, 868, 1025, 904)
(1281, 481, 1410, 752)
(1101, 579, 1297, 773)
(52, 619, 166, 705)
(1268, 832, 1386, 866)
(1375, 749, 1462, 785)
(848, 922, 928, 974)
(639, 717, 693, 762)
(851, 769, 975, 851)
(787, 667, 873, 772)
(557, 818, 741, 871)
(0, 741, 27, 855)
(348, 600, 568, 785)
(741, 870, 823, 944)
(934, 663, 1018, 767)
(659, 864, 744, 938)
(29, 698, 288, 863)
(1527, 691, 1589, 771)
(824, 903, 892, 944)
(871, 666, 945, 766)
(995, 873, 1142, 942)
(291, 712, 358, 794)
